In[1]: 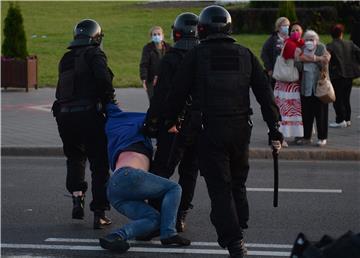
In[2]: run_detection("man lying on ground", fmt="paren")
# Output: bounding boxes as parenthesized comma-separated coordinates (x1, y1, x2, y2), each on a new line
(99, 103, 191, 253)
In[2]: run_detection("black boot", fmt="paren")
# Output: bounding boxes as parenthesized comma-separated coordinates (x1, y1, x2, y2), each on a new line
(176, 210, 189, 232)
(161, 234, 191, 246)
(227, 239, 247, 258)
(72, 196, 85, 220)
(94, 210, 112, 229)
(99, 233, 130, 253)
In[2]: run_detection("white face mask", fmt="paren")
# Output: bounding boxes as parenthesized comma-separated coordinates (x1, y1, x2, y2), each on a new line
(152, 34, 163, 44)
(279, 25, 289, 35)
(305, 41, 316, 50)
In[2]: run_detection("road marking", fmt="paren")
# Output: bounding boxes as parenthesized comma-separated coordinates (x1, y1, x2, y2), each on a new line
(45, 238, 293, 249)
(27, 104, 52, 112)
(1, 243, 291, 256)
(248, 188, 342, 193)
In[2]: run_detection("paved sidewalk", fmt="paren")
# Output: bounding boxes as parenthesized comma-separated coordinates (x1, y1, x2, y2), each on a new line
(1, 87, 360, 160)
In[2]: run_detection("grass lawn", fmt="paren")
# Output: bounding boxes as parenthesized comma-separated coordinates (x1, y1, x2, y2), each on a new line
(2, 1, 358, 87)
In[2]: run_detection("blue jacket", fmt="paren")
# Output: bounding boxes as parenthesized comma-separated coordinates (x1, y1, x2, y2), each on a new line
(105, 104, 153, 171)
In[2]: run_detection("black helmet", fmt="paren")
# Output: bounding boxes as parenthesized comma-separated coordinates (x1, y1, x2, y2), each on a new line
(172, 12, 198, 41)
(198, 5, 232, 40)
(172, 12, 199, 50)
(68, 19, 104, 49)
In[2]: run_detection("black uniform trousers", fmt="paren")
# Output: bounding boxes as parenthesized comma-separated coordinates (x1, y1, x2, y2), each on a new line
(198, 116, 251, 248)
(301, 95, 328, 140)
(56, 108, 110, 212)
(151, 126, 199, 211)
(145, 81, 155, 101)
(331, 78, 353, 123)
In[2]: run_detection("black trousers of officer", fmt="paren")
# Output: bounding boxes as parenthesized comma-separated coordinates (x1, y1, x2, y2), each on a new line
(151, 126, 199, 211)
(199, 116, 251, 248)
(56, 108, 110, 212)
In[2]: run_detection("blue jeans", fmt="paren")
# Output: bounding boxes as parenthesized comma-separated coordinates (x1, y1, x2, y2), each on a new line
(107, 167, 182, 240)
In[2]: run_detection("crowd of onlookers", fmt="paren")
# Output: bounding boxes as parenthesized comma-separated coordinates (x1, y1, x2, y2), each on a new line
(140, 17, 360, 148)
(259, 18, 360, 147)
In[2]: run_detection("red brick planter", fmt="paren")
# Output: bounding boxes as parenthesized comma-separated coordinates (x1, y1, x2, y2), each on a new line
(1, 55, 38, 92)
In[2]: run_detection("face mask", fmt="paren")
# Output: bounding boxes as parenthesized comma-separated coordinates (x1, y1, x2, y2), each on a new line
(152, 34, 163, 44)
(279, 25, 289, 35)
(290, 31, 301, 41)
(305, 41, 315, 50)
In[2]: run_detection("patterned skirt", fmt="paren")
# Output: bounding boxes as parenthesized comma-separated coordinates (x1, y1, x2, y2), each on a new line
(274, 80, 304, 138)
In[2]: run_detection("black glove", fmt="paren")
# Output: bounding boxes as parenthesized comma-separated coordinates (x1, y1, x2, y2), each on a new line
(142, 115, 159, 138)
(268, 128, 284, 153)
(268, 129, 284, 142)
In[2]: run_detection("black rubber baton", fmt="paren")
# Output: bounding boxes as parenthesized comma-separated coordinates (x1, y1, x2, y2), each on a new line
(272, 148, 279, 207)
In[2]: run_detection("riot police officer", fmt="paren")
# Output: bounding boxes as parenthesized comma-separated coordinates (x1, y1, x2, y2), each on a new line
(53, 19, 115, 229)
(162, 6, 283, 258)
(144, 12, 200, 233)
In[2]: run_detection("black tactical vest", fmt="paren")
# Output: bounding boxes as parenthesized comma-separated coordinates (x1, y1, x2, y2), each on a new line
(56, 46, 98, 103)
(195, 41, 252, 117)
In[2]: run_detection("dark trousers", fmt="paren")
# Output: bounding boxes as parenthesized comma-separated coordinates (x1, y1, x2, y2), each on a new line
(199, 117, 251, 248)
(146, 81, 155, 101)
(151, 127, 199, 211)
(331, 78, 353, 123)
(301, 95, 328, 140)
(56, 109, 110, 211)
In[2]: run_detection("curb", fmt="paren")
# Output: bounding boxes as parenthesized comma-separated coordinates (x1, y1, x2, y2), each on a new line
(2, 146, 360, 160)
(2, 147, 64, 157)
(249, 148, 360, 161)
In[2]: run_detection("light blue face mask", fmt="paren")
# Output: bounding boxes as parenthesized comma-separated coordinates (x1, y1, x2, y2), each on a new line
(152, 35, 162, 44)
(279, 25, 289, 35)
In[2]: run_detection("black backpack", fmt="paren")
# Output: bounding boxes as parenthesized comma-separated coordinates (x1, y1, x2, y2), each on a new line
(290, 231, 360, 258)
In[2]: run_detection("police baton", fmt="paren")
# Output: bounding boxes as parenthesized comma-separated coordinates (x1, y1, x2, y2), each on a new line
(272, 148, 279, 207)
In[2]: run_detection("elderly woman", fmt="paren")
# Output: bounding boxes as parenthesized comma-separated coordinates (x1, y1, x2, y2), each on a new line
(261, 17, 290, 89)
(273, 22, 305, 147)
(297, 30, 331, 147)
(139, 26, 171, 101)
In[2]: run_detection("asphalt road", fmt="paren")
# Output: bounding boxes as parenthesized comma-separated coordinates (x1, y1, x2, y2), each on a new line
(2, 157, 360, 258)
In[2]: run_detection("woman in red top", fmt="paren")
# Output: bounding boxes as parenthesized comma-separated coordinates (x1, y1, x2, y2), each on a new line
(274, 22, 305, 147)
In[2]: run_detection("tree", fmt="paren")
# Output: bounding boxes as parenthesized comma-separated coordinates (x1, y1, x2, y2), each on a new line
(278, 1, 297, 23)
(2, 3, 28, 59)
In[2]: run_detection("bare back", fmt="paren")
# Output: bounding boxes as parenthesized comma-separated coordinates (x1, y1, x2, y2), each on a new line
(115, 151, 150, 171)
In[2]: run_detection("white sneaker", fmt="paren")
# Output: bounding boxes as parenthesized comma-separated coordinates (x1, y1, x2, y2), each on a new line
(329, 121, 347, 128)
(346, 121, 351, 127)
(316, 139, 327, 147)
(282, 140, 288, 148)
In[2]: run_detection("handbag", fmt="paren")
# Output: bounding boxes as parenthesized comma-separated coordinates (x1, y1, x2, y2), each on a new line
(272, 42, 299, 82)
(315, 66, 336, 104)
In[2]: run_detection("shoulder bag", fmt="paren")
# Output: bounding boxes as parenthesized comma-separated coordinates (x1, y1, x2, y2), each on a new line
(272, 42, 299, 82)
(315, 66, 336, 103)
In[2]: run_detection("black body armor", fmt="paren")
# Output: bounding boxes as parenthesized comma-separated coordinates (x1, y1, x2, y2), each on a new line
(56, 47, 98, 104)
(195, 40, 252, 117)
